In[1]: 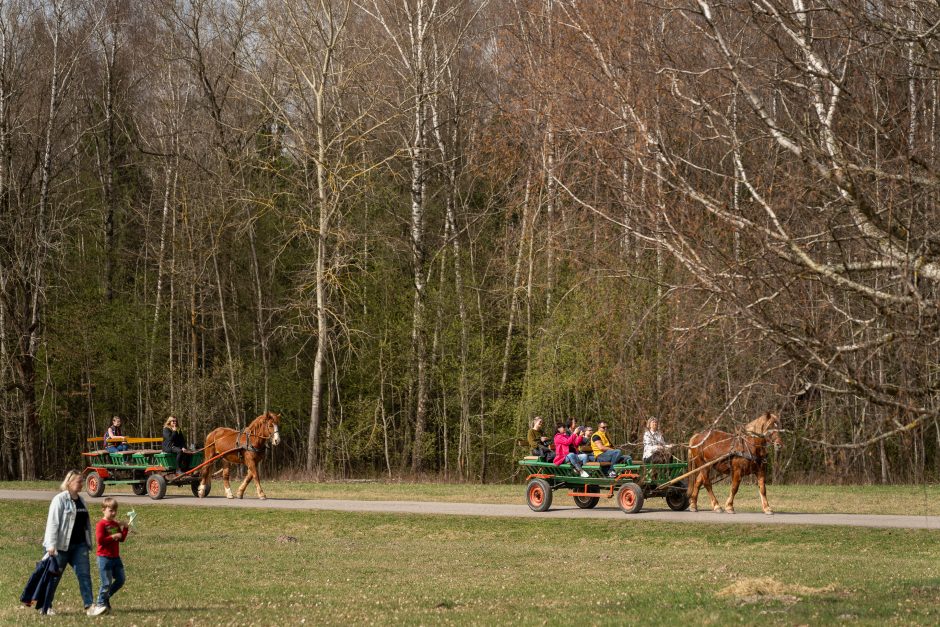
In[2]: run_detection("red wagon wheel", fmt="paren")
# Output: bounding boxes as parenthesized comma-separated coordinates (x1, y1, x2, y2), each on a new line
(85, 471, 105, 498)
(147, 474, 167, 500)
(526, 478, 553, 512)
(617, 482, 644, 514)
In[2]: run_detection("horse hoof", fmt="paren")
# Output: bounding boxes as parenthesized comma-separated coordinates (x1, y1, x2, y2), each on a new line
(726, 509, 736, 514)
(259, 495, 267, 500)
(764, 510, 774, 516)
(689, 507, 697, 513)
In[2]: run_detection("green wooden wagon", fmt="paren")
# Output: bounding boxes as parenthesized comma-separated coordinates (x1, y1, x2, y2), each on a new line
(82, 437, 207, 500)
(518, 456, 691, 513)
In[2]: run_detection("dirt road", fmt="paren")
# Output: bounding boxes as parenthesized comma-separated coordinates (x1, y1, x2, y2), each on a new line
(2, 489, 937, 529)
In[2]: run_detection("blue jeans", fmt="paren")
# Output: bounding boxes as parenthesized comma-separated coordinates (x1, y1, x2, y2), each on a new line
(53, 543, 94, 608)
(565, 452, 587, 467)
(106, 444, 128, 453)
(96, 556, 125, 607)
(597, 449, 623, 468)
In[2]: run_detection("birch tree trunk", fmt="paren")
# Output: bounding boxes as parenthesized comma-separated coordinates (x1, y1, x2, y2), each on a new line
(500, 171, 532, 393)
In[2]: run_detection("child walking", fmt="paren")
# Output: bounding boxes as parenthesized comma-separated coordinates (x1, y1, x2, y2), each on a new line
(91, 498, 129, 615)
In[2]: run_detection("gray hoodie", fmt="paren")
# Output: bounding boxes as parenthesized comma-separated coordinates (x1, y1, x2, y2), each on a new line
(43, 491, 92, 552)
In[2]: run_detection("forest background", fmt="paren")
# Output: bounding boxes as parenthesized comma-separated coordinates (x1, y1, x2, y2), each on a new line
(1, 0, 938, 484)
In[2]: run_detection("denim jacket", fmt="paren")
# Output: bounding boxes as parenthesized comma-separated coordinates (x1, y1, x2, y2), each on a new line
(43, 491, 92, 551)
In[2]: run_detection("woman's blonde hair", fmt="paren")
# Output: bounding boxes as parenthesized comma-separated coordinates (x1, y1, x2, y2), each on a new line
(646, 418, 659, 430)
(164, 416, 179, 429)
(60, 469, 81, 492)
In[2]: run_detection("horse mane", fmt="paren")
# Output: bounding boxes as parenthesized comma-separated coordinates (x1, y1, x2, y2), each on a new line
(246, 411, 278, 429)
(743, 411, 777, 434)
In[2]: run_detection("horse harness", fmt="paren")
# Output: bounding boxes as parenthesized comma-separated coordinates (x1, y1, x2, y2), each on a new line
(235, 428, 266, 454)
(729, 431, 768, 465)
(693, 429, 766, 467)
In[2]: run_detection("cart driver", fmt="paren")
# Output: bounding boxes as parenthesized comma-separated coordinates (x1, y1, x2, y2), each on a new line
(642, 418, 672, 464)
(161, 416, 194, 473)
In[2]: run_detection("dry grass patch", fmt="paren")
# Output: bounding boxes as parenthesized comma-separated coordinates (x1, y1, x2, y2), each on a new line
(717, 576, 838, 605)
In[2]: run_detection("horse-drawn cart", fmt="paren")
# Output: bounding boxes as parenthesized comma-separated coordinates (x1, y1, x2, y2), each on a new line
(518, 457, 691, 514)
(83, 412, 281, 501)
(82, 437, 212, 500)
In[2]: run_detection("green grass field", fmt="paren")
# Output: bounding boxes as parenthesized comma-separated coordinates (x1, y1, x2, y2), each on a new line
(2, 499, 938, 625)
(2, 479, 938, 515)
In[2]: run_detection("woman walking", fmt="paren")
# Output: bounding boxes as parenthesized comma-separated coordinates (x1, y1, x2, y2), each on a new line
(41, 469, 104, 616)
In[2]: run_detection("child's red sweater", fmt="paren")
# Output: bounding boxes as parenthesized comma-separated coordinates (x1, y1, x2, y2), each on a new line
(95, 518, 128, 558)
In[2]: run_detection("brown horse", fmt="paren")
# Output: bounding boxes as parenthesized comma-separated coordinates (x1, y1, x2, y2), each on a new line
(687, 412, 783, 515)
(198, 412, 281, 500)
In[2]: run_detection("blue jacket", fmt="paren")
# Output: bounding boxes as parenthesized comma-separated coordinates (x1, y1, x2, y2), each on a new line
(43, 491, 92, 551)
(20, 555, 62, 613)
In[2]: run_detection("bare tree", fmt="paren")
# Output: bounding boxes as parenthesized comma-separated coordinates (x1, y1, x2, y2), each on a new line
(549, 0, 940, 451)
(256, 0, 369, 472)
(0, 0, 92, 478)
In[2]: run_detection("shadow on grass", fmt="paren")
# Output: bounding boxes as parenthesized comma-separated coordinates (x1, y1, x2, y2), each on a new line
(107, 606, 219, 615)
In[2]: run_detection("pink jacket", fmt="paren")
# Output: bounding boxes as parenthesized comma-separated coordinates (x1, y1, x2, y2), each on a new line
(553, 432, 583, 465)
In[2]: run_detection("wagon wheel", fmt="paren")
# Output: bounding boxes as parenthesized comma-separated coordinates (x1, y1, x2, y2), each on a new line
(132, 483, 146, 496)
(85, 471, 105, 498)
(191, 482, 210, 498)
(573, 484, 600, 509)
(665, 482, 690, 511)
(146, 474, 167, 500)
(526, 478, 553, 512)
(617, 482, 644, 514)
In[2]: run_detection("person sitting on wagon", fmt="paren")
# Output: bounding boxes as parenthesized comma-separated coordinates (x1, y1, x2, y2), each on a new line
(553, 422, 589, 478)
(161, 416, 193, 473)
(527, 416, 552, 461)
(579, 425, 595, 462)
(103, 416, 128, 453)
(591, 421, 625, 478)
(642, 418, 672, 464)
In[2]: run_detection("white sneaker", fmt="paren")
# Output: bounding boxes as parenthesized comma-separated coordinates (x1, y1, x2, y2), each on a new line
(88, 604, 108, 616)
(41, 609, 55, 616)
(579, 470, 589, 478)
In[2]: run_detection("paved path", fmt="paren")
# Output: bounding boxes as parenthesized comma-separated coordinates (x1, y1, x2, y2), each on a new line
(1, 489, 937, 529)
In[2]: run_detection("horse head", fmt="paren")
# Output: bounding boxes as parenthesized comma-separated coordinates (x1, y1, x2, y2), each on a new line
(264, 412, 282, 446)
(747, 412, 783, 451)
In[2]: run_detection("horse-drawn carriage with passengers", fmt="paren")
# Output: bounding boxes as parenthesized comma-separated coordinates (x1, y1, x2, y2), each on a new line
(519, 456, 691, 513)
(520, 411, 783, 515)
(82, 436, 208, 500)
(82, 412, 283, 501)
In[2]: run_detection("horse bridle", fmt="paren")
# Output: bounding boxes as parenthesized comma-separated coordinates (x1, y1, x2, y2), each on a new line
(236, 420, 280, 453)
